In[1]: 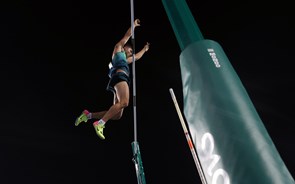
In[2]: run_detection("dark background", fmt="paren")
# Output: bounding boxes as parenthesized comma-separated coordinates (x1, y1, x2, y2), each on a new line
(1, 0, 294, 183)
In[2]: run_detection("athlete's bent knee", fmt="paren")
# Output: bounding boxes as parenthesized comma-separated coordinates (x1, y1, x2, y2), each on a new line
(120, 101, 129, 108)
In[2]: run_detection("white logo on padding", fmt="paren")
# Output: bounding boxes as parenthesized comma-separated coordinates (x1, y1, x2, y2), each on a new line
(208, 48, 221, 68)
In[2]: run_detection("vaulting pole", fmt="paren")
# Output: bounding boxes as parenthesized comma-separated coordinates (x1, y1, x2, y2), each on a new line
(130, 0, 137, 144)
(169, 88, 207, 184)
(130, 1, 146, 183)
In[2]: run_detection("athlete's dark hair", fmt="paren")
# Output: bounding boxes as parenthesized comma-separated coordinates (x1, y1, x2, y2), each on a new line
(124, 43, 133, 49)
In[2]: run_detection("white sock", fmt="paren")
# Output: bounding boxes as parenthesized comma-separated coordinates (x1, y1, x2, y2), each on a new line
(98, 119, 106, 125)
(87, 113, 92, 119)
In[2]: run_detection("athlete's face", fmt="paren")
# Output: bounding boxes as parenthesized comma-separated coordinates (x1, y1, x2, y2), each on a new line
(124, 46, 133, 57)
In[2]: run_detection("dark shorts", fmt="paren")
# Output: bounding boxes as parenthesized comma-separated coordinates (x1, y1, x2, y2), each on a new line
(106, 72, 130, 94)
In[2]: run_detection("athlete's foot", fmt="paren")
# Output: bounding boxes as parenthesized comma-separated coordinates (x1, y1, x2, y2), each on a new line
(93, 121, 105, 140)
(75, 110, 89, 126)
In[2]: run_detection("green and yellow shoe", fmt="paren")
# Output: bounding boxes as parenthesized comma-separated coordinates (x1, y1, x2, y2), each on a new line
(75, 110, 89, 126)
(93, 121, 105, 140)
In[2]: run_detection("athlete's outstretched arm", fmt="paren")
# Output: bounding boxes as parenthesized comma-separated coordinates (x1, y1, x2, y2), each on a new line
(112, 19, 141, 57)
(127, 42, 150, 64)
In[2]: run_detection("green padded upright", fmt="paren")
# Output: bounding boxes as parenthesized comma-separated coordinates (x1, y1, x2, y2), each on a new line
(162, 0, 294, 183)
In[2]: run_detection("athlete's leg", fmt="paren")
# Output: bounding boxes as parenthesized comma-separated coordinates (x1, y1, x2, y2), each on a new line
(100, 81, 129, 123)
(91, 111, 107, 119)
(92, 81, 129, 139)
(91, 91, 123, 120)
(111, 91, 125, 120)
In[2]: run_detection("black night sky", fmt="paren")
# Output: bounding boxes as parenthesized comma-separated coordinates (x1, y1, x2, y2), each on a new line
(1, 0, 294, 183)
